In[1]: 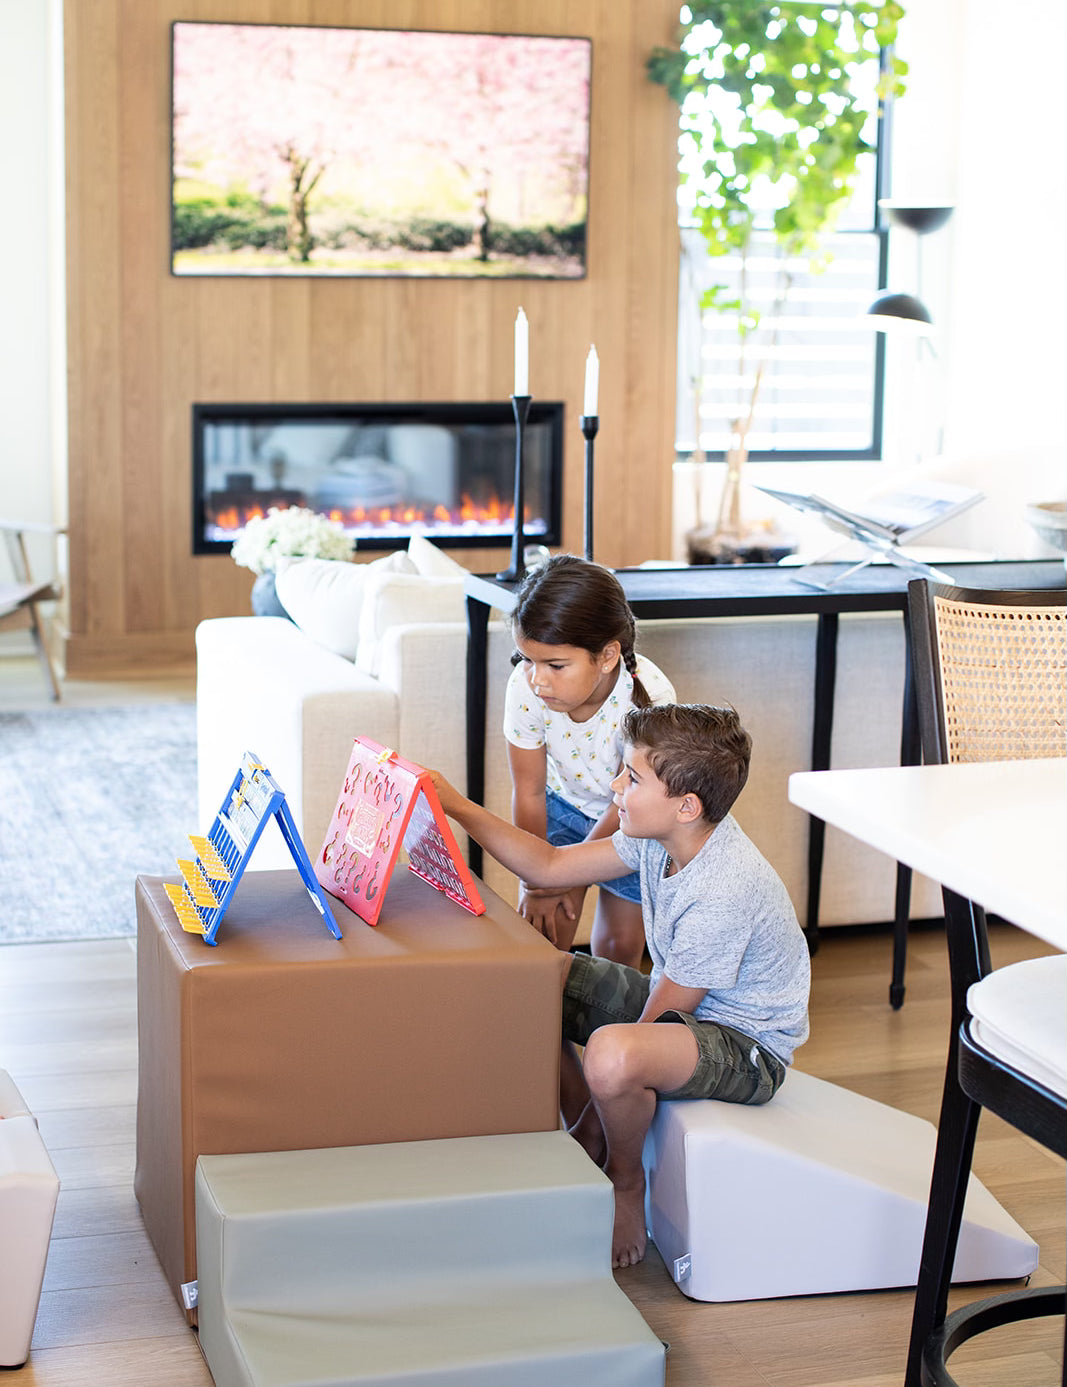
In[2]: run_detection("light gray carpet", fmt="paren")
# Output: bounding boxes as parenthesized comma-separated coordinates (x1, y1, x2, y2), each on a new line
(0, 703, 197, 943)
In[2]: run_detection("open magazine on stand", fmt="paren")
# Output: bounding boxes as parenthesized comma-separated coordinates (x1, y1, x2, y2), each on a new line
(758, 477, 985, 588)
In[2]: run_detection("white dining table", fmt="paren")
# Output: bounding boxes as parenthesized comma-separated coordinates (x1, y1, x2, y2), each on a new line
(788, 757, 1067, 952)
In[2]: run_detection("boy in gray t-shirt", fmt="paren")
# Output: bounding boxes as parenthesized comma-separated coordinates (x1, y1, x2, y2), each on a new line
(612, 816, 809, 1062)
(430, 703, 810, 1274)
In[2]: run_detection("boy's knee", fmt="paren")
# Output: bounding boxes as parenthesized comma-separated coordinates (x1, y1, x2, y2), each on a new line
(582, 1026, 641, 1097)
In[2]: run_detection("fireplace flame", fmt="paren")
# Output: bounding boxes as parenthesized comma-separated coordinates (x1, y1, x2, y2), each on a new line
(205, 494, 542, 544)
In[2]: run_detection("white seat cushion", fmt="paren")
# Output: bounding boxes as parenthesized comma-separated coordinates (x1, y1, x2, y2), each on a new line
(967, 954, 1067, 1100)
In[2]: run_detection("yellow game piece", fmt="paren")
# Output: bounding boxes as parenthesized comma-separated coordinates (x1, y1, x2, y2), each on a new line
(165, 882, 207, 935)
(189, 835, 233, 881)
(177, 858, 221, 909)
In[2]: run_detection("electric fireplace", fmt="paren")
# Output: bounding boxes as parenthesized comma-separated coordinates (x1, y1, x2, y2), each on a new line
(192, 401, 564, 554)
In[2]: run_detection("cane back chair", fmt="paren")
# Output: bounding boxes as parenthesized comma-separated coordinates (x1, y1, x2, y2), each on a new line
(904, 578, 1066, 1386)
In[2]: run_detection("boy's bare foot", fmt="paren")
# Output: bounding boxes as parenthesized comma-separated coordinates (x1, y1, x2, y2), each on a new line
(610, 1177, 647, 1268)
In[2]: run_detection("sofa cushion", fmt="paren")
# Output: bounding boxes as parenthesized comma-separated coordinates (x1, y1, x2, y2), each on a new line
(406, 532, 468, 579)
(355, 570, 467, 677)
(274, 551, 414, 660)
(348, 537, 469, 678)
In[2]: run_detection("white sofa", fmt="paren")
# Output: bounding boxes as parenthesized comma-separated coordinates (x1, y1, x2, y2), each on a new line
(195, 581, 941, 931)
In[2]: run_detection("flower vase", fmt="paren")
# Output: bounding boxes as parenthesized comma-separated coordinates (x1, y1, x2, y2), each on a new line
(684, 442, 796, 566)
(250, 571, 291, 619)
(685, 441, 749, 564)
(714, 440, 746, 538)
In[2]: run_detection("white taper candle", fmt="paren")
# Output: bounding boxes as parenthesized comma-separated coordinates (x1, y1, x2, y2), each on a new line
(583, 345, 599, 416)
(514, 308, 529, 396)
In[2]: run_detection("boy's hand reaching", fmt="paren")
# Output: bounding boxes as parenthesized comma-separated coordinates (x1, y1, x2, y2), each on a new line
(424, 775, 620, 918)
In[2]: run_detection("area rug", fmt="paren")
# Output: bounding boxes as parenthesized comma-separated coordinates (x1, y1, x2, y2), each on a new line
(0, 703, 198, 943)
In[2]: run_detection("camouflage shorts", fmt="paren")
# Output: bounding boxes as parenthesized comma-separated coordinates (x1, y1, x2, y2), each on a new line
(562, 951, 786, 1106)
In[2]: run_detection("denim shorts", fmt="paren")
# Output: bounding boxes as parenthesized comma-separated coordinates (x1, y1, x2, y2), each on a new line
(562, 952, 786, 1105)
(545, 791, 641, 903)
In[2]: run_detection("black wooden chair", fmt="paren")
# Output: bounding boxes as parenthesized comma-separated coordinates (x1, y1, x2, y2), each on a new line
(904, 578, 1066, 1386)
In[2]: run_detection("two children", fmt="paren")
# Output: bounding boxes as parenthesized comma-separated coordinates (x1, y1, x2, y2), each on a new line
(504, 555, 675, 966)
(432, 700, 810, 1269)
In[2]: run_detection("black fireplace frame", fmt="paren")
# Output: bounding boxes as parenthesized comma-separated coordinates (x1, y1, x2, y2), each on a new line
(191, 400, 565, 554)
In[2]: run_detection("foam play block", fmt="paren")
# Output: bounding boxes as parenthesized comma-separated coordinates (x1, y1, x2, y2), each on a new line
(644, 1068, 1038, 1302)
(0, 1075, 61, 1368)
(195, 1131, 666, 1387)
(0, 1068, 32, 1121)
(135, 868, 565, 1313)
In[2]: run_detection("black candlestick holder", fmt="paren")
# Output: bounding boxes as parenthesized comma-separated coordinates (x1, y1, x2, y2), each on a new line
(580, 414, 599, 562)
(498, 393, 533, 582)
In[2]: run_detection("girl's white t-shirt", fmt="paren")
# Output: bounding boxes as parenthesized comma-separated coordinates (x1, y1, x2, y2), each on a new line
(503, 655, 676, 818)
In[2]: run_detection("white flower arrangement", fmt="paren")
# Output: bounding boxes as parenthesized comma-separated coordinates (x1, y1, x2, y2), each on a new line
(231, 506, 353, 575)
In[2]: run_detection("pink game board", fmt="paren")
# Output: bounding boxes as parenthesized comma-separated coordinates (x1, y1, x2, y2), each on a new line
(316, 737, 486, 926)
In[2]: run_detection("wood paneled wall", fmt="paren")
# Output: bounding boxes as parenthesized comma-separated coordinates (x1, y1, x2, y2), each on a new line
(63, 0, 681, 675)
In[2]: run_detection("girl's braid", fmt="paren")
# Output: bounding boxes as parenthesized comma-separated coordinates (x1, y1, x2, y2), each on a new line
(621, 616, 652, 708)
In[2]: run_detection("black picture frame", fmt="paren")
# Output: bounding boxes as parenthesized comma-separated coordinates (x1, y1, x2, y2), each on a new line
(171, 21, 592, 280)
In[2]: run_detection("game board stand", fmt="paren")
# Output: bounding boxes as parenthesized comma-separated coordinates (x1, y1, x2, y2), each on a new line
(316, 737, 485, 926)
(165, 751, 341, 946)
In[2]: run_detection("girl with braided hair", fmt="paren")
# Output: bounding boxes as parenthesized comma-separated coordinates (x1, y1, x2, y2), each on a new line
(504, 554, 676, 966)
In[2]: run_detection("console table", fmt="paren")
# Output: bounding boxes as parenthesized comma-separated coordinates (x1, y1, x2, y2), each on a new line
(465, 560, 1065, 970)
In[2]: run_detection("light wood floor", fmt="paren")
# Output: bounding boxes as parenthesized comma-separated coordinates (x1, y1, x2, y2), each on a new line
(0, 648, 195, 712)
(2, 656, 1063, 1385)
(2, 925, 1061, 1386)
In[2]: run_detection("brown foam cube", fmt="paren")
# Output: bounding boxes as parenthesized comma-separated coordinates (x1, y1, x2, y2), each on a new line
(134, 868, 564, 1311)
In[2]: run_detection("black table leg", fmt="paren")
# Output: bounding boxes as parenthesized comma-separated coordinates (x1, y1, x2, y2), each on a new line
(465, 594, 491, 876)
(804, 612, 839, 953)
(904, 892, 984, 1386)
(891, 618, 922, 1008)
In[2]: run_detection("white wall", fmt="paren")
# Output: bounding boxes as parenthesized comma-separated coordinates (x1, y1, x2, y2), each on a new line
(0, 0, 65, 643)
(891, 0, 1066, 556)
(674, 0, 1067, 562)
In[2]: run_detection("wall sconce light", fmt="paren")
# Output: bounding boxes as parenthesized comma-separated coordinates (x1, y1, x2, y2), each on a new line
(866, 203, 954, 333)
(867, 290, 934, 332)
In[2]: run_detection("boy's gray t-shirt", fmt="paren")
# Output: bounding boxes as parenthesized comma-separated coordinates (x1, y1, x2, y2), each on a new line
(612, 816, 810, 1063)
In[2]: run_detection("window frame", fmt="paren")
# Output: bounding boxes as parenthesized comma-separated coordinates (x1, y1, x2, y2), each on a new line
(677, 46, 895, 466)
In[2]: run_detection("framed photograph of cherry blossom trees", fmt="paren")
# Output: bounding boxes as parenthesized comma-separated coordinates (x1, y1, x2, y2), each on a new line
(171, 22, 592, 278)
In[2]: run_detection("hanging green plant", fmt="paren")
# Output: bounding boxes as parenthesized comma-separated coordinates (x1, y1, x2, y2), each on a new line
(648, 2, 907, 559)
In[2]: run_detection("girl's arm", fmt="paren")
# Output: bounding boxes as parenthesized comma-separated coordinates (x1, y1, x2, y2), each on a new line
(584, 798, 621, 844)
(430, 771, 627, 891)
(507, 742, 549, 840)
(505, 737, 588, 943)
(505, 743, 571, 937)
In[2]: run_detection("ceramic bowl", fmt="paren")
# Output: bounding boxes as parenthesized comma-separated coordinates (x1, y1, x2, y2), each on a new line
(1024, 500, 1067, 554)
